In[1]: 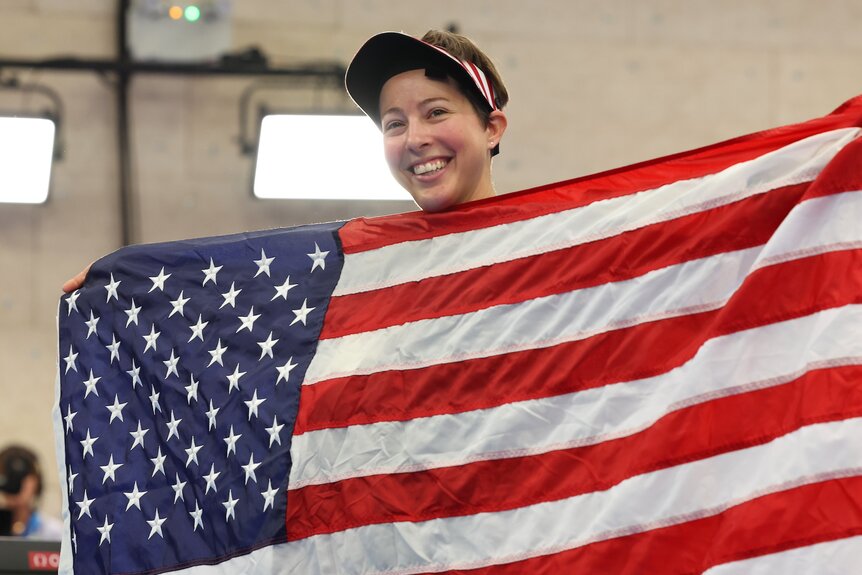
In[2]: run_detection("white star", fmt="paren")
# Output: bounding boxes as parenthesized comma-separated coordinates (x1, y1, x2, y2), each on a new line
(203, 464, 220, 494)
(185, 437, 202, 467)
(143, 324, 160, 354)
(206, 400, 220, 431)
(66, 290, 81, 315)
(83, 369, 101, 398)
(226, 364, 246, 393)
(63, 405, 77, 433)
(202, 258, 222, 286)
(148, 267, 171, 293)
(105, 273, 121, 302)
(124, 481, 147, 511)
(169, 290, 190, 318)
(150, 447, 167, 477)
(188, 314, 208, 342)
(266, 415, 285, 448)
(262, 479, 278, 511)
(85, 310, 100, 339)
(126, 359, 142, 388)
(185, 374, 199, 404)
(64, 345, 78, 374)
(241, 454, 261, 485)
(222, 490, 239, 521)
(99, 454, 123, 484)
(223, 425, 241, 457)
(67, 467, 78, 492)
(244, 389, 266, 421)
(149, 385, 162, 414)
(106, 394, 127, 423)
(146, 509, 167, 539)
(236, 306, 261, 333)
(125, 298, 141, 327)
(272, 275, 297, 301)
(71, 529, 77, 553)
(171, 473, 187, 503)
(275, 357, 298, 385)
(129, 421, 149, 450)
(80, 430, 98, 459)
(257, 331, 278, 359)
(165, 410, 182, 440)
(189, 501, 204, 531)
(76, 490, 94, 519)
(97, 515, 114, 546)
(220, 281, 242, 309)
(290, 298, 315, 326)
(105, 334, 121, 364)
(254, 248, 275, 278)
(163, 349, 180, 378)
(207, 338, 227, 367)
(308, 242, 329, 272)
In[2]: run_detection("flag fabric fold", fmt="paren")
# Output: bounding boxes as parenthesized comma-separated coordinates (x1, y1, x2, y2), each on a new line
(56, 94, 862, 574)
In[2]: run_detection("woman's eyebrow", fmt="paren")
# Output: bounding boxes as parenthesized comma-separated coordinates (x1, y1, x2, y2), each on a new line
(381, 105, 404, 118)
(420, 97, 449, 106)
(382, 97, 452, 118)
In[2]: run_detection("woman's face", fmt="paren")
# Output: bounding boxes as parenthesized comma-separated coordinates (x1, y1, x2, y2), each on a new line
(379, 69, 505, 212)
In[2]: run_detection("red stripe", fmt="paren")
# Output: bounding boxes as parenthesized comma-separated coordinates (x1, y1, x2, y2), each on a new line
(287, 364, 862, 540)
(441, 477, 862, 574)
(465, 61, 492, 107)
(337, 96, 862, 254)
(297, 248, 862, 434)
(322, 182, 808, 339)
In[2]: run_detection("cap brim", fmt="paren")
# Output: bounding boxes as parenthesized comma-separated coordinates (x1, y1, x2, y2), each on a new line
(345, 32, 491, 128)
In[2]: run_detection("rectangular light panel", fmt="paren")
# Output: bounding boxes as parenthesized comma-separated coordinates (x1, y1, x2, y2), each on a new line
(0, 117, 55, 204)
(253, 114, 410, 201)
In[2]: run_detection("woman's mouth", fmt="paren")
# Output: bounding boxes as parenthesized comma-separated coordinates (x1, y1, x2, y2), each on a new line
(411, 159, 449, 175)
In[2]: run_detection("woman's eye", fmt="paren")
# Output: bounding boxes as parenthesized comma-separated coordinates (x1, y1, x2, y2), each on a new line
(429, 108, 447, 118)
(383, 120, 404, 132)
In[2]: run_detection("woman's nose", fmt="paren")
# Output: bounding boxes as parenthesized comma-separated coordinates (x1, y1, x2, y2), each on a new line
(405, 121, 432, 151)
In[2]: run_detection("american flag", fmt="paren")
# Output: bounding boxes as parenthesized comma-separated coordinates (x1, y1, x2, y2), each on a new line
(57, 94, 862, 574)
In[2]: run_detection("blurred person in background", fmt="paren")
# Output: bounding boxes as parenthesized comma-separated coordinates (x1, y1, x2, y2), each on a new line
(0, 445, 62, 539)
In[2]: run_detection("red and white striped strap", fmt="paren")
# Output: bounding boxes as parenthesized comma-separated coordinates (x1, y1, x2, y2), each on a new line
(425, 41, 498, 111)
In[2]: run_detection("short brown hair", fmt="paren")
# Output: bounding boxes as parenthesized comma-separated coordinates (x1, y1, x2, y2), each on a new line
(420, 30, 509, 112)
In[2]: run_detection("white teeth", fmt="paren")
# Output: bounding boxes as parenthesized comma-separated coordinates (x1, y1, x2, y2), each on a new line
(412, 160, 447, 175)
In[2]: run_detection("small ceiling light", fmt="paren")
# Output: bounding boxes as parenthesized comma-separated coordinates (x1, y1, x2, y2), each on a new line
(184, 5, 201, 22)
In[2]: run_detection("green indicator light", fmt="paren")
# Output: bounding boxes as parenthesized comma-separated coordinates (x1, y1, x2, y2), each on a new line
(184, 5, 201, 22)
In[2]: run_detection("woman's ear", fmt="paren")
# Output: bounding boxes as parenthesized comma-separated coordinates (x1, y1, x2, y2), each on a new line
(486, 110, 508, 151)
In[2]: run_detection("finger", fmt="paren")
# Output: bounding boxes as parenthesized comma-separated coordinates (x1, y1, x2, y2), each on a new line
(61, 266, 91, 293)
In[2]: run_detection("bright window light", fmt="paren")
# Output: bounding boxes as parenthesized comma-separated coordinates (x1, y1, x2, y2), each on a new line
(0, 117, 55, 204)
(253, 114, 410, 201)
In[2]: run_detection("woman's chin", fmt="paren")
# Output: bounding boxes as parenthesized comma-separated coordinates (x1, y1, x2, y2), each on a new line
(411, 191, 459, 213)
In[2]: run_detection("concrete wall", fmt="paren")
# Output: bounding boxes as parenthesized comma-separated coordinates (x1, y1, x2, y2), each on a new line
(1, 0, 860, 520)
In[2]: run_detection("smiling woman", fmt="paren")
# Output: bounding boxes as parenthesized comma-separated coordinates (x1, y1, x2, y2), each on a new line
(62, 29, 510, 292)
(345, 30, 509, 212)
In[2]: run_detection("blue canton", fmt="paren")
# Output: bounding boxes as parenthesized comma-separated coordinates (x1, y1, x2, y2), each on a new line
(58, 222, 344, 574)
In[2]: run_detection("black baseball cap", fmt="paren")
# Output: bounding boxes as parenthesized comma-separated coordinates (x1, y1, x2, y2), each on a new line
(345, 32, 500, 154)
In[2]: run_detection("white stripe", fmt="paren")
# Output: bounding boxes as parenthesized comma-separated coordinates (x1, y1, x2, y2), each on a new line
(333, 128, 859, 296)
(53, 303, 74, 575)
(222, 418, 862, 575)
(308, 190, 862, 385)
(291, 304, 862, 488)
(704, 535, 862, 575)
(311, 245, 761, 383)
(753, 190, 862, 269)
